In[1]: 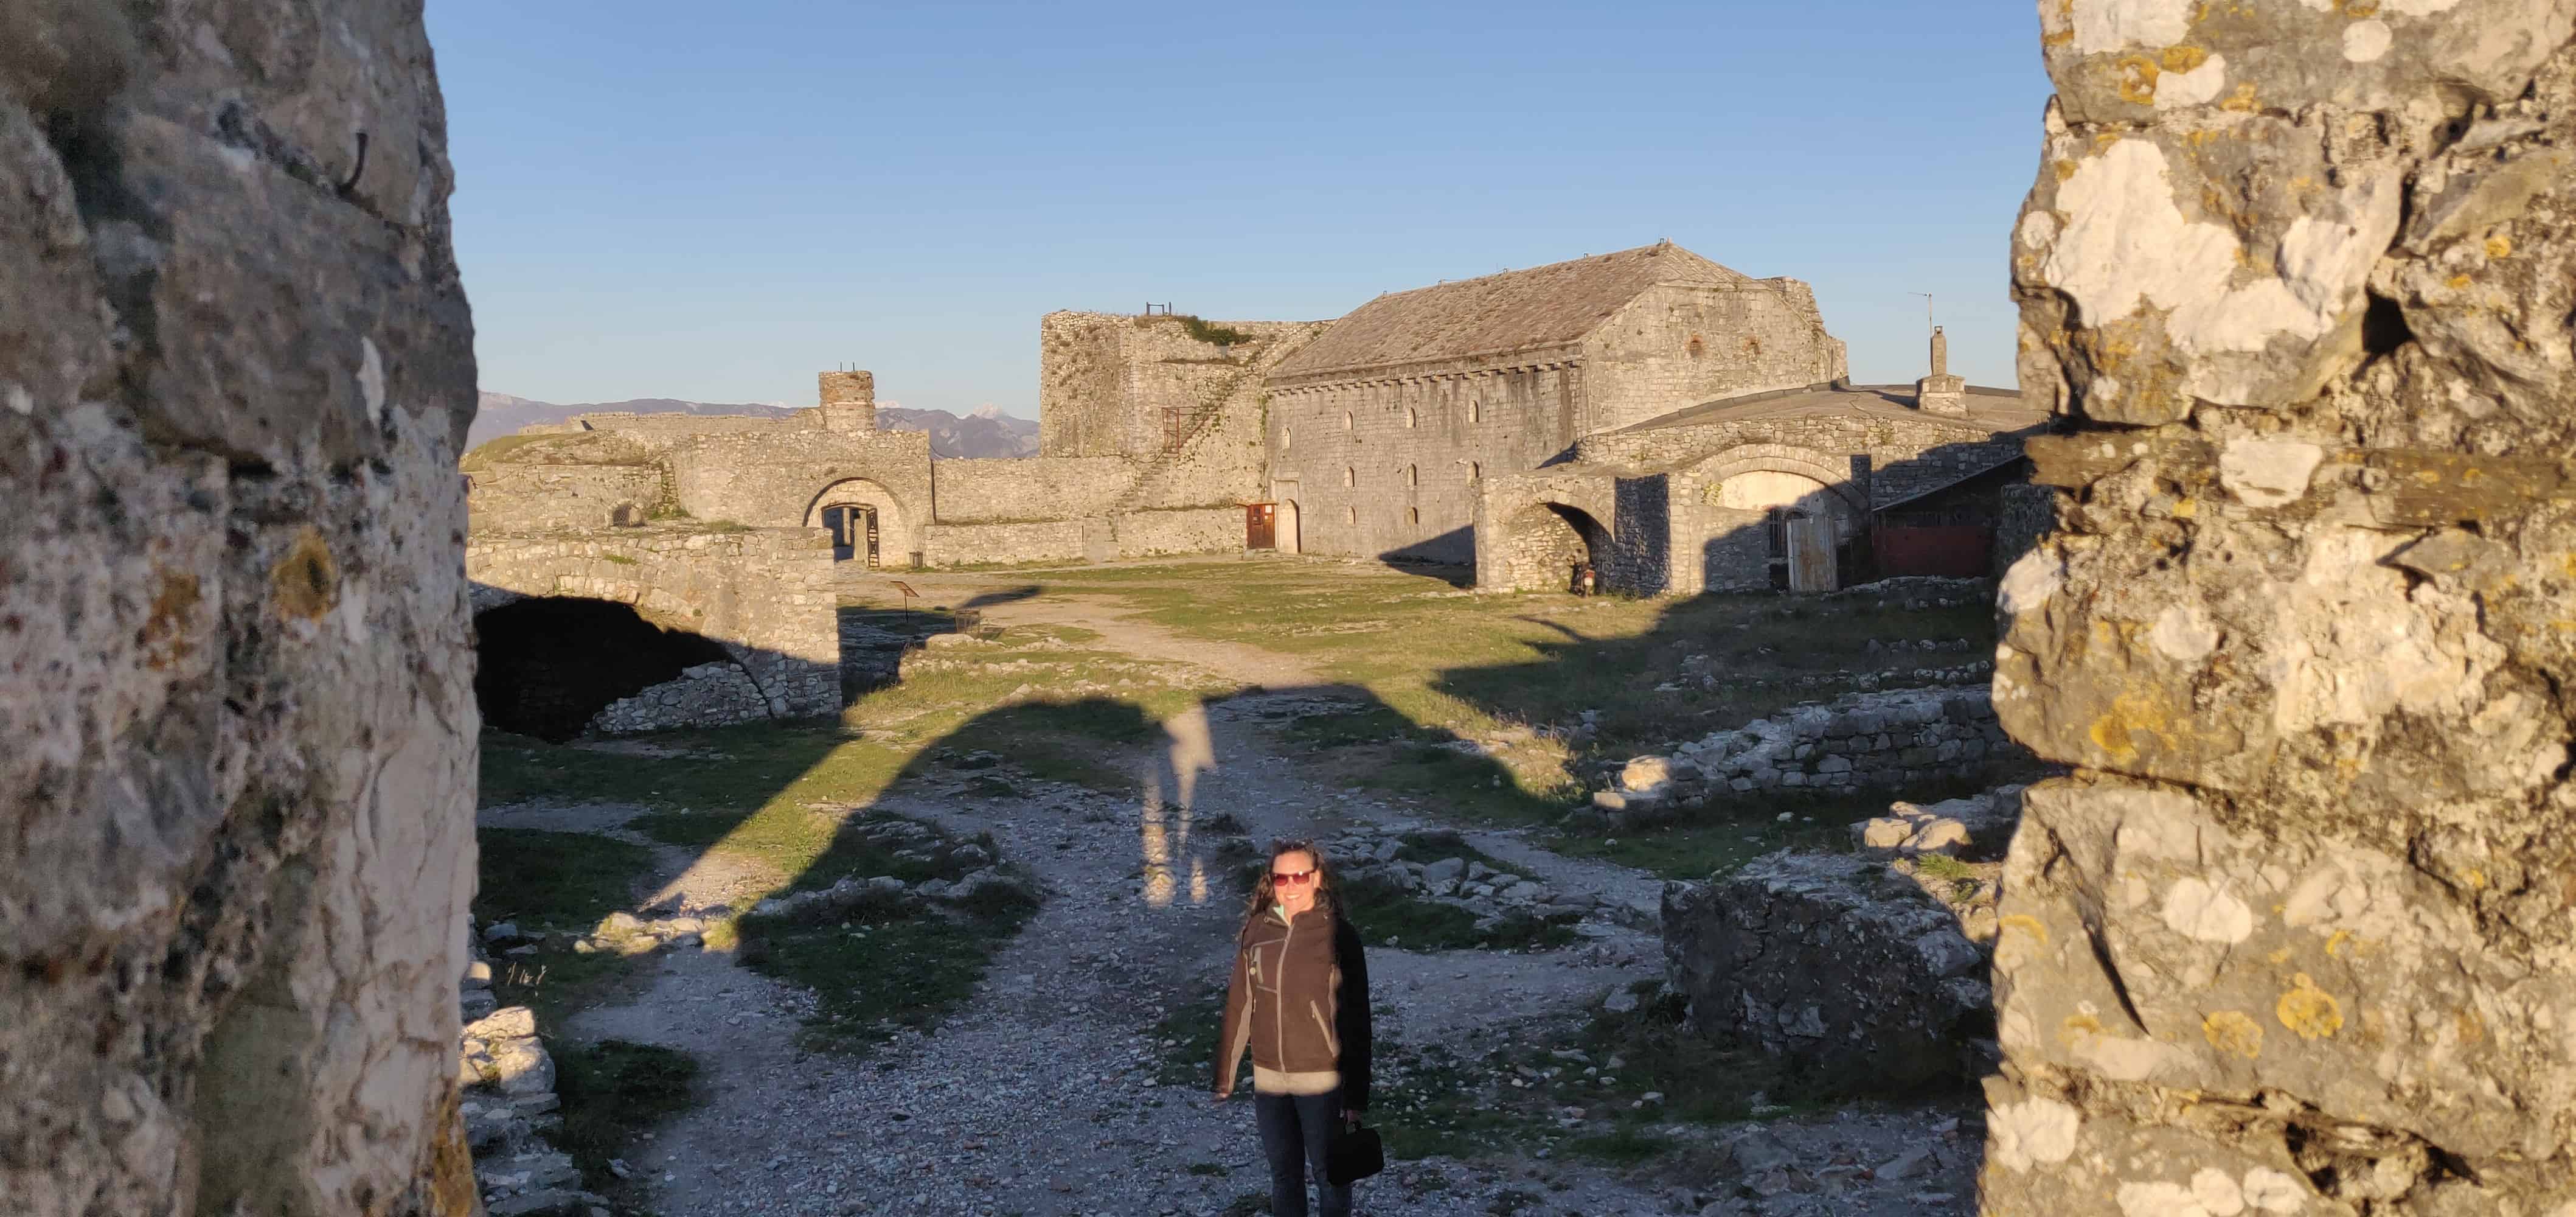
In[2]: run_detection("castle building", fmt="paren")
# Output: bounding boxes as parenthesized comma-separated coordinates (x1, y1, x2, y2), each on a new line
(1255, 242, 1846, 563)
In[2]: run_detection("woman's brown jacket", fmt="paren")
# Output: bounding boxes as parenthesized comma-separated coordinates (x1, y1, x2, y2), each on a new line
(1213, 907, 1372, 1110)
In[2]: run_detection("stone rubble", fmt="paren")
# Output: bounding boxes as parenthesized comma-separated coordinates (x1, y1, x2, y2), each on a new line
(456, 937, 603, 1217)
(1662, 851, 1999, 1093)
(1579, 685, 2017, 829)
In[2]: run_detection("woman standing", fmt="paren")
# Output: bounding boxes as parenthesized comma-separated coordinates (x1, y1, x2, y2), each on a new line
(1212, 840, 1373, 1217)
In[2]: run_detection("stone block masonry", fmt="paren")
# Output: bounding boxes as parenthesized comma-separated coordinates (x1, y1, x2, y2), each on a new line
(1, 0, 482, 1212)
(1589, 686, 2018, 828)
(1982, 4, 2576, 1213)
(467, 526, 840, 731)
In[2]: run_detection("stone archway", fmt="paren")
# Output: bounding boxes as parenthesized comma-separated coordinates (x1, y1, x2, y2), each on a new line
(1277, 499, 1302, 554)
(803, 477, 908, 567)
(1501, 501, 1608, 592)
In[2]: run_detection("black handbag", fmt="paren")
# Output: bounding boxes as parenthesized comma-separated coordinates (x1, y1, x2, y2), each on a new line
(1325, 1115, 1385, 1185)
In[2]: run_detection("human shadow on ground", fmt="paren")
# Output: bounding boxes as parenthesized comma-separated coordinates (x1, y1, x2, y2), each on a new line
(468, 563, 2008, 1204)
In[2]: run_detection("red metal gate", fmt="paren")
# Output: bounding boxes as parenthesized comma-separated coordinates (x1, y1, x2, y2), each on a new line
(1872, 525, 1990, 578)
(1245, 503, 1276, 549)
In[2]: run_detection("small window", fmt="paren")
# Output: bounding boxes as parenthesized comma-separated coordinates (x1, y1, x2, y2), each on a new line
(1405, 464, 1417, 487)
(1408, 507, 1420, 528)
(1469, 461, 1482, 481)
(1469, 399, 1482, 424)
(1343, 466, 1355, 487)
(1280, 425, 1292, 450)
(1345, 506, 1357, 524)
(1341, 411, 1353, 431)
(1405, 407, 1418, 428)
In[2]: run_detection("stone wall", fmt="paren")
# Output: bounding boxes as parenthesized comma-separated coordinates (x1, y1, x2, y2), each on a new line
(661, 428, 934, 553)
(467, 527, 839, 729)
(1982, 4, 2576, 1213)
(1036, 312, 1321, 462)
(1581, 281, 1848, 434)
(1588, 686, 2013, 828)
(1269, 357, 1585, 563)
(465, 461, 665, 534)
(1, 0, 481, 1212)
(916, 506, 1244, 568)
(932, 455, 1137, 523)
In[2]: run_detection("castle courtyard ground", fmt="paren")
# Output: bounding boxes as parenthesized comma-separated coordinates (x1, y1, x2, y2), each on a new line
(471, 556, 2010, 1216)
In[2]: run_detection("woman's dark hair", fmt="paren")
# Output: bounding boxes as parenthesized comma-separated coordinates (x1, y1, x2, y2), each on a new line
(1240, 839, 1337, 939)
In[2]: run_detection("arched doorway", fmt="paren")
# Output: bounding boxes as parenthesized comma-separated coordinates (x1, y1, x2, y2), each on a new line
(1708, 471, 1847, 591)
(1277, 499, 1302, 554)
(803, 478, 908, 568)
(1502, 501, 1608, 592)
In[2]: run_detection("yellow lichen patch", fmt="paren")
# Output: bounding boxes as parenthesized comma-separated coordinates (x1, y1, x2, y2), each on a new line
(2486, 234, 2514, 259)
(2001, 915, 2050, 945)
(2161, 46, 2209, 73)
(2339, 0, 2381, 15)
(141, 568, 202, 670)
(2060, 1012, 2106, 1048)
(2448, 274, 2474, 290)
(2203, 1010, 2263, 1059)
(2456, 1007, 2485, 1045)
(2276, 973, 2345, 1041)
(2219, 82, 2260, 113)
(2057, 158, 2079, 183)
(269, 526, 339, 622)
(2266, 946, 2291, 964)
(2325, 929, 2352, 957)
(2171, 497, 2196, 518)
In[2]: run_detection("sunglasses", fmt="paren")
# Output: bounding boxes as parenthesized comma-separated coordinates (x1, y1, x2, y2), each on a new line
(1271, 869, 1317, 885)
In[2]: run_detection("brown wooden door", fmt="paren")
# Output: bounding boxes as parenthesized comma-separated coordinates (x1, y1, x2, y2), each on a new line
(1245, 503, 1276, 549)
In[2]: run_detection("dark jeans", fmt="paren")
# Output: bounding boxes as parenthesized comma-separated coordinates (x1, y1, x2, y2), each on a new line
(1254, 1089, 1353, 1217)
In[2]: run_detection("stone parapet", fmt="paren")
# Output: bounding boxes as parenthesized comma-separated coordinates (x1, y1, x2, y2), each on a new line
(1984, 3, 2576, 1211)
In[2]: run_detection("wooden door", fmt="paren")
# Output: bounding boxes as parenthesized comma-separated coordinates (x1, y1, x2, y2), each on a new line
(1786, 515, 1836, 592)
(1245, 503, 1277, 549)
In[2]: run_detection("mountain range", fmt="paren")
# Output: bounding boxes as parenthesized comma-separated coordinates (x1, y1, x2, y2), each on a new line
(468, 392, 1039, 459)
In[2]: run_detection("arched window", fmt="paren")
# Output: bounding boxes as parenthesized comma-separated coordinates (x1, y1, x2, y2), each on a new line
(1342, 466, 1355, 487)
(1469, 461, 1482, 481)
(1408, 507, 1420, 528)
(1341, 411, 1353, 431)
(1345, 506, 1357, 524)
(1405, 464, 1417, 487)
(1405, 407, 1418, 428)
(1469, 399, 1482, 424)
(1280, 425, 1292, 450)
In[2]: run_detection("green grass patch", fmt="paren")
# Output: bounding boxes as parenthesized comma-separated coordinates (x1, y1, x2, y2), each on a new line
(551, 1039, 700, 1190)
(474, 828, 656, 930)
(1151, 986, 1227, 1088)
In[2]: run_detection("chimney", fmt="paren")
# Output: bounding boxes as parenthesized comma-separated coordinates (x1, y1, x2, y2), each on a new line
(818, 370, 877, 433)
(1914, 327, 1967, 416)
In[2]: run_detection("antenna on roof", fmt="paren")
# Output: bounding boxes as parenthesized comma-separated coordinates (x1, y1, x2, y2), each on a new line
(1912, 292, 1935, 331)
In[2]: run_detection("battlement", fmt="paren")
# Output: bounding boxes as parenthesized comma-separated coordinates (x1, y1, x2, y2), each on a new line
(818, 369, 877, 433)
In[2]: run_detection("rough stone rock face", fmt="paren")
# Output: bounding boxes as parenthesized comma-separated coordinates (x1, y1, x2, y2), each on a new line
(1, 1, 480, 1213)
(1990, 1, 2576, 1211)
(1662, 853, 1995, 1093)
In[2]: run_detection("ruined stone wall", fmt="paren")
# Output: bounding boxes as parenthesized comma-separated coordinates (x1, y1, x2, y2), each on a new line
(1104, 506, 1245, 558)
(916, 506, 1243, 568)
(1580, 280, 1848, 434)
(1036, 312, 1319, 462)
(931, 455, 1137, 523)
(1982, 4, 2576, 1213)
(1, 1, 481, 1212)
(467, 527, 839, 728)
(660, 429, 933, 554)
(465, 462, 666, 534)
(920, 519, 1087, 567)
(1271, 358, 1585, 562)
(553, 410, 813, 454)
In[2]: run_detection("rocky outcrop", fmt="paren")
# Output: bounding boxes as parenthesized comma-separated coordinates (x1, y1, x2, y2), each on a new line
(1988, 2, 2576, 1211)
(1, 1, 479, 1213)
(1662, 853, 1996, 1093)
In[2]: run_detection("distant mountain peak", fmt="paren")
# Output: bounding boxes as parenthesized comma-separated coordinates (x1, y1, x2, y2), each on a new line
(968, 402, 1004, 420)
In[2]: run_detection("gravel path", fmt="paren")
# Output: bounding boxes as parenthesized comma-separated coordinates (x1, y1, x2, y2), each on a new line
(523, 567, 1980, 1216)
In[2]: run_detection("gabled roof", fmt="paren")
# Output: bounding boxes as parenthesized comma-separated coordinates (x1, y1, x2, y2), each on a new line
(1267, 242, 1752, 382)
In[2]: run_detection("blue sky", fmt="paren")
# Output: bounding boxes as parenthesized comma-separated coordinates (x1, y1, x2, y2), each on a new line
(429, 1, 2052, 417)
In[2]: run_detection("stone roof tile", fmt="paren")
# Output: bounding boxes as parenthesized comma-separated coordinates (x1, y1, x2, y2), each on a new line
(1268, 242, 1752, 382)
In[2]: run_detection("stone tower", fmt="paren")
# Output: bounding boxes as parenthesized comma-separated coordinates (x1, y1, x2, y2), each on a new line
(818, 370, 877, 433)
(1914, 326, 1967, 416)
